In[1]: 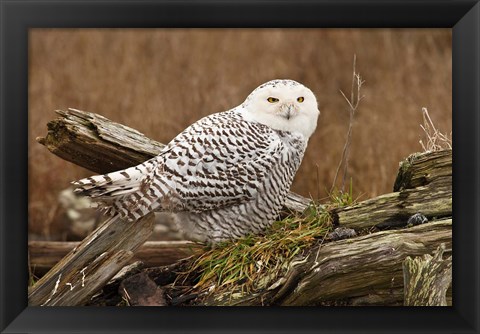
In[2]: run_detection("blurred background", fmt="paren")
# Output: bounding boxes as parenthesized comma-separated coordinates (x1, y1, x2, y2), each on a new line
(29, 28, 452, 241)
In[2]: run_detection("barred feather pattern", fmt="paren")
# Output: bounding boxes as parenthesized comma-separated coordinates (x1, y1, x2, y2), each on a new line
(72, 79, 318, 242)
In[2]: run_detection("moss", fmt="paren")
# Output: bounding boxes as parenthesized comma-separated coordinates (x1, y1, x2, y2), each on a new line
(393, 153, 421, 192)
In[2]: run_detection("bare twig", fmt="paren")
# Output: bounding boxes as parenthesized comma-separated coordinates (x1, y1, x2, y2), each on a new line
(331, 55, 365, 192)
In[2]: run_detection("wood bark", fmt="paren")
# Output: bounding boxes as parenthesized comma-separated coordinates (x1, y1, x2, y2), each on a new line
(403, 243, 452, 306)
(28, 213, 155, 306)
(332, 178, 451, 230)
(333, 149, 452, 231)
(29, 240, 201, 275)
(393, 149, 452, 191)
(32, 108, 452, 306)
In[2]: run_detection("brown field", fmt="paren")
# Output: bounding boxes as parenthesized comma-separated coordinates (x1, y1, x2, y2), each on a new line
(29, 29, 452, 239)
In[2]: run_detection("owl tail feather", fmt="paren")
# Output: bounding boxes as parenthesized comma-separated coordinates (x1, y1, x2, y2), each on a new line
(71, 165, 147, 201)
(72, 159, 173, 221)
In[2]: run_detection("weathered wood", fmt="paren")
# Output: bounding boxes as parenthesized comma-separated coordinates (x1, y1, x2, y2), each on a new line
(29, 240, 202, 275)
(40, 250, 134, 306)
(37, 108, 312, 212)
(333, 177, 451, 230)
(205, 219, 451, 306)
(394, 149, 452, 191)
(332, 150, 452, 231)
(336, 143, 452, 230)
(87, 261, 144, 306)
(403, 243, 452, 306)
(37, 108, 165, 173)
(28, 213, 155, 306)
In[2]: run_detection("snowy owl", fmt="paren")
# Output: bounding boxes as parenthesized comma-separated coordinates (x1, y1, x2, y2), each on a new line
(73, 79, 320, 243)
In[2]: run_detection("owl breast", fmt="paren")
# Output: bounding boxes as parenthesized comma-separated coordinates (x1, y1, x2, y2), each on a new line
(175, 121, 307, 243)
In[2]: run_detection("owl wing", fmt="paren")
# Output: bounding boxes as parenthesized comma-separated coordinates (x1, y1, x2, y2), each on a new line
(73, 110, 286, 220)
(160, 111, 285, 213)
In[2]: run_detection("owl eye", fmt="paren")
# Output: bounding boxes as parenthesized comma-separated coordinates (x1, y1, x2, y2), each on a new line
(267, 97, 279, 103)
(297, 97, 304, 103)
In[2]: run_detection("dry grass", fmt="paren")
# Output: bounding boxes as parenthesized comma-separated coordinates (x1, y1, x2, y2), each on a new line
(419, 107, 452, 152)
(28, 29, 452, 238)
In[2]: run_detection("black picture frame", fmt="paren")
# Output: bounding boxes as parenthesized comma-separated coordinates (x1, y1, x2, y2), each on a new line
(1, 0, 478, 333)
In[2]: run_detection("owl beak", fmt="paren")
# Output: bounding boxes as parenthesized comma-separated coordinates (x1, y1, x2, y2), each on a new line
(280, 102, 296, 120)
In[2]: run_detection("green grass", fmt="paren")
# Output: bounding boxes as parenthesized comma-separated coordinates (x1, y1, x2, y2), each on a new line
(28, 261, 38, 287)
(177, 198, 355, 298)
(29, 275, 38, 287)
(328, 178, 355, 207)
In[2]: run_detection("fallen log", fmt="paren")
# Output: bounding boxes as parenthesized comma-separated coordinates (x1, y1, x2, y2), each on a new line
(28, 213, 155, 306)
(332, 179, 451, 230)
(333, 149, 452, 230)
(90, 219, 451, 306)
(29, 240, 201, 275)
(394, 149, 452, 191)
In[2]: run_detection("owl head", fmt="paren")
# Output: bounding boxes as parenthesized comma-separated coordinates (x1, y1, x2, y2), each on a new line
(242, 79, 320, 139)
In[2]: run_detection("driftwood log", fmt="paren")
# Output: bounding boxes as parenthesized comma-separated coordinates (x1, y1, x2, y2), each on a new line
(29, 213, 155, 306)
(332, 149, 452, 230)
(29, 240, 201, 275)
(30, 108, 452, 306)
